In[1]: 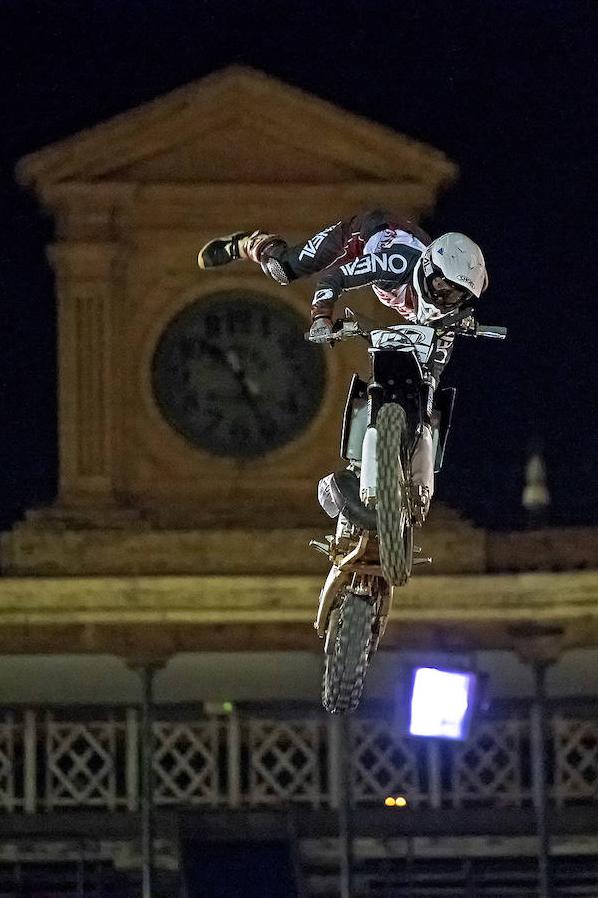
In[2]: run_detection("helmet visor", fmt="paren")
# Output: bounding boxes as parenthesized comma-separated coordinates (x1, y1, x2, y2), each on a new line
(429, 276, 472, 310)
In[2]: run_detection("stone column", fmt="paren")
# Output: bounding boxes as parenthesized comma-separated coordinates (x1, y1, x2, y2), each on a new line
(49, 242, 124, 507)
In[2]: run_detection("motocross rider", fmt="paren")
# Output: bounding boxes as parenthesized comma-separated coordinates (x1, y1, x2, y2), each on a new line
(197, 210, 488, 523)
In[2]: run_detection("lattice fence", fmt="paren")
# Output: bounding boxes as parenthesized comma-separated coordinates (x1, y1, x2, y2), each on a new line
(0, 713, 16, 812)
(0, 705, 596, 814)
(246, 719, 324, 805)
(44, 713, 120, 809)
(153, 719, 222, 805)
(553, 715, 598, 805)
(450, 718, 526, 807)
(351, 719, 424, 805)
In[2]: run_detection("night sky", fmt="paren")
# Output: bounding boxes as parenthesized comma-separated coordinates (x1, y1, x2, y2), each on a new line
(1, 0, 596, 533)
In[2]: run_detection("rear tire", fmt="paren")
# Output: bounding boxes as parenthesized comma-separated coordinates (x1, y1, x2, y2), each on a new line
(322, 591, 375, 714)
(376, 403, 413, 586)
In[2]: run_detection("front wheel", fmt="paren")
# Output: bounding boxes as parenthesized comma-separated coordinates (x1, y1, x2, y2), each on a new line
(322, 590, 375, 714)
(376, 403, 413, 586)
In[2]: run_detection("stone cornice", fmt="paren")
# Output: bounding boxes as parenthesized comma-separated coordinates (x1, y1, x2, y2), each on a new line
(0, 569, 596, 622)
(38, 182, 441, 232)
(16, 66, 456, 195)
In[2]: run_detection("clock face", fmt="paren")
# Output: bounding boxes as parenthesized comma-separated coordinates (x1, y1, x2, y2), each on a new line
(151, 292, 326, 459)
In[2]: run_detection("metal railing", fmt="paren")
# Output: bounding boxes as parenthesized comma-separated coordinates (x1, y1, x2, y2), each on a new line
(0, 704, 597, 813)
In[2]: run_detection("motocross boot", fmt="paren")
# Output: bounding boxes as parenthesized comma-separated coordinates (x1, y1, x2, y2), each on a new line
(197, 230, 284, 269)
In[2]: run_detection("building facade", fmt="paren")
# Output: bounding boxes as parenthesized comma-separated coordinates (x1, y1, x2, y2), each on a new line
(1, 67, 598, 897)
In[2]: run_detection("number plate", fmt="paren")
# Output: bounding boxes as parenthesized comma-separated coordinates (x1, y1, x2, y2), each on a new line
(370, 325, 435, 364)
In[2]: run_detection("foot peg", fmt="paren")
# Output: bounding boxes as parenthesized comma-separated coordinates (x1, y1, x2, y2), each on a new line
(309, 536, 334, 557)
(410, 483, 431, 528)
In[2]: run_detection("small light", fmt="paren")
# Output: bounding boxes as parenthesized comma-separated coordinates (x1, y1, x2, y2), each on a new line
(395, 795, 407, 807)
(384, 796, 396, 807)
(203, 701, 234, 716)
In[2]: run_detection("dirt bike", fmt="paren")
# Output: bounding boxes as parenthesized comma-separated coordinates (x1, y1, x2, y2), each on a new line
(308, 307, 507, 714)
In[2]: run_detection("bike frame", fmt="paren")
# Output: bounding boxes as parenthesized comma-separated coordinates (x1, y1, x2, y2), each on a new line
(312, 310, 507, 642)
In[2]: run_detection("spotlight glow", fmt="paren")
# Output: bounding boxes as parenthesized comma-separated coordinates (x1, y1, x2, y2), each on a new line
(409, 667, 476, 740)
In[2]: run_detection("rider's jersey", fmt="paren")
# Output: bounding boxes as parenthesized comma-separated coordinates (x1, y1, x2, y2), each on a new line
(266, 210, 456, 376)
(318, 227, 427, 322)
(270, 209, 441, 323)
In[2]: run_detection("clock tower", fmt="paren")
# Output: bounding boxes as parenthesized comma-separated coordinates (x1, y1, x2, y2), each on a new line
(7, 66, 458, 578)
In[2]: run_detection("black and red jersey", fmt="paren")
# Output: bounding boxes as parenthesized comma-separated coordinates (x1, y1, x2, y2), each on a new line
(265, 210, 455, 377)
(267, 209, 431, 320)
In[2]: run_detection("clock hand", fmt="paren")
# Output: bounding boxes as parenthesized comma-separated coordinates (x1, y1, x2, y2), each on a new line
(225, 348, 242, 373)
(199, 342, 265, 432)
(241, 374, 261, 398)
(223, 348, 262, 399)
(229, 370, 270, 439)
(197, 341, 261, 394)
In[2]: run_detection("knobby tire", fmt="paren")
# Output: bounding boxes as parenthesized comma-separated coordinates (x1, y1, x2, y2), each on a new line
(376, 403, 413, 586)
(322, 591, 375, 714)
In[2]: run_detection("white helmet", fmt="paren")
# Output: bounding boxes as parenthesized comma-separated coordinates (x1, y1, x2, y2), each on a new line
(413, 232, 488, 319)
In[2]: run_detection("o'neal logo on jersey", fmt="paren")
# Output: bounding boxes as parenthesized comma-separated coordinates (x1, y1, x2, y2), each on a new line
(299, 223, 340, 260)
(340, 253, 408, 277)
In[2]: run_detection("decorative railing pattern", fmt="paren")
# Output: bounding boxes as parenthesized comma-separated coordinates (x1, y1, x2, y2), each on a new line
(46, 712, 120, 809)
(0, 706, 597, 813)
(247, 718, 324, 806)
(351, 718, 425, 805)
(552, 714, 598, 806)
(0, 711, 16, 812)
(450, 718, 526, 807)
(153, 718, 221, 806)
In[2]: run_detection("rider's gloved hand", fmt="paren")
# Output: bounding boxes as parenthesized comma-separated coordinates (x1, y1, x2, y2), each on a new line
(308, 317, 333, 343)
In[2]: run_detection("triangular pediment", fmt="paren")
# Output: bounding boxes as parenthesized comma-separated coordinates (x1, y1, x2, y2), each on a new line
(105, 116, 371, 184)
(17, 66, 456, 192)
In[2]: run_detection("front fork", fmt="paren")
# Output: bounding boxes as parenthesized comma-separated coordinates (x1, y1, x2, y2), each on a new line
(359, 382, 383, 504)
(359, 377, 436, 506)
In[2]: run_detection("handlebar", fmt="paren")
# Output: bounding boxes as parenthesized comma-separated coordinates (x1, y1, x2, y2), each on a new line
(305, 315, 507, 343)
(303, 319, 363, 343)
(474, 324, 507, 339)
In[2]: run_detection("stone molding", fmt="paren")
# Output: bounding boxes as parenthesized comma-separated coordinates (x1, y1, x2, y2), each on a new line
(16, 66, 456, 195)
(0, 569, 596, 655)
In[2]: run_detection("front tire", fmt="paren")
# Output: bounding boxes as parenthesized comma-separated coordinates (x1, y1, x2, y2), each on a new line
(376, 403, 413, 586)
(322, 591, 375, 714)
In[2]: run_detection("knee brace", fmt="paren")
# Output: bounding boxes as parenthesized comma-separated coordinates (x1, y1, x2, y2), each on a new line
(261, 255, 291, 285)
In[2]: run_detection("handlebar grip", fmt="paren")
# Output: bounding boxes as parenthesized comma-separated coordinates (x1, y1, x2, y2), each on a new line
(476, 325, 508, 339)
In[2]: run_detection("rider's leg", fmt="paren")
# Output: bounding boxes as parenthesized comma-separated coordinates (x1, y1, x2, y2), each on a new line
(197, 231, 286, 272)
(410, 423, 435, 524)
(198, 218, 361, 285)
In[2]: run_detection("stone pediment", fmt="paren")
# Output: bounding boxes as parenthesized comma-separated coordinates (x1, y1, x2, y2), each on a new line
(16, 66, 456, 191)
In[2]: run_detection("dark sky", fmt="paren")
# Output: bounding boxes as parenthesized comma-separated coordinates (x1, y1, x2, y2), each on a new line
(1, 0, 596, 532)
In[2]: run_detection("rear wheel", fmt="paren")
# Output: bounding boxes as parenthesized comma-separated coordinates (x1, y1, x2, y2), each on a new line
(376, 403, 413, 586)
(322, 590, 375, 714)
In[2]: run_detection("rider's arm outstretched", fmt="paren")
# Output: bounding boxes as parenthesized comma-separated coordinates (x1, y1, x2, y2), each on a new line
(197, 210, 431, 340)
